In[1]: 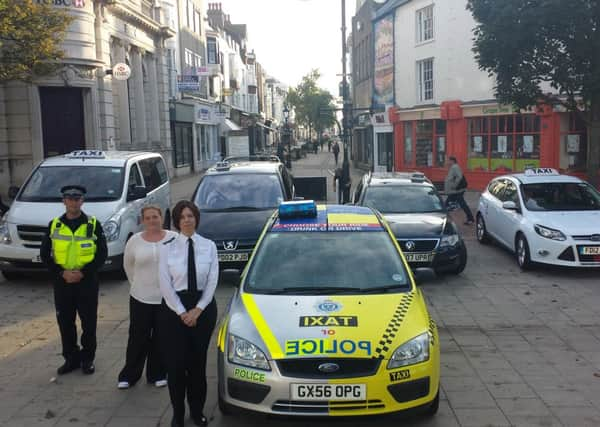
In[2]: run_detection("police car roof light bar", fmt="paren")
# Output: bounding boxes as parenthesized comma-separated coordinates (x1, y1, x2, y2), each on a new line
(278, 200, 318, 219)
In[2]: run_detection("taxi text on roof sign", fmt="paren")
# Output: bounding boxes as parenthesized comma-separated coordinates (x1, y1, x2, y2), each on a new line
(524, 167, 559, 176)
(66, 150, 106, 159)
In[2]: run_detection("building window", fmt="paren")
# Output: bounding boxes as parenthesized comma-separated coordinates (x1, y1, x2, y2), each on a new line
(417, 58, 434, 102)
(207, 38, 218, 64)
(559, 113, 587, 171)
(195, 10, 201, 34)
(186, 0, 192, 29)
(173, 123, 192, 167)
(416, 5, 434, 43)
(468, 114, 541, 172)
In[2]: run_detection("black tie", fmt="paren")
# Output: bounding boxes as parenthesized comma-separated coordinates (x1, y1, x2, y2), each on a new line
(187, 238, 197, 293)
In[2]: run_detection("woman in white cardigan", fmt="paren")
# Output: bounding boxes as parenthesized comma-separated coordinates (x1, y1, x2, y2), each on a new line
(117, 205, 177, 389)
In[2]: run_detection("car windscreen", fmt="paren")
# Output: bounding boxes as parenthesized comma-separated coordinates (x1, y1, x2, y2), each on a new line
(245, 231, 410, 294)
(363, 185, 444, 213)
(520, 182, 600, 211)
(194, 173, 284, 210)
(18, 166, 125, 202)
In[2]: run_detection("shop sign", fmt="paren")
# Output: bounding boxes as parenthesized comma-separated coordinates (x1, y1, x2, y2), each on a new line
(36, 0, 85, 7)
(197, 107, 211, 122)
(191, 66, 210, 77)
(112, 63, 131, 81)
(177, 75, 200, 91)
(356, 114, 370, 127)
(222, 88, 233, 96)
(482, 106, 515, 115)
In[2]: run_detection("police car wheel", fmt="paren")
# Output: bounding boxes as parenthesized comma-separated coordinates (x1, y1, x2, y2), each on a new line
(218, 394, 233, 416)
(476, 214, 489, 244)
(1, 271, 22, 281)
(450, 245, 467, 275)
(516, 234, 532, 270)
(425, 390, 439, 416)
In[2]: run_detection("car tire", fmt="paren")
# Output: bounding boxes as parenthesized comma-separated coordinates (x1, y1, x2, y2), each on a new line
(425, 389, 439, 416)
(476, 214, 489, 244)
(449, 244, 467, 275)
(218, 394, 233, 416)
(516, 233, 533, 270)
(1, 271, 22, 281)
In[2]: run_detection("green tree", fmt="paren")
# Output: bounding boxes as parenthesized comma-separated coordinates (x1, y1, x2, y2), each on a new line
(0, 0, 73, 83)
(286, 69, 337, 141)
(467, 0, 600, 184)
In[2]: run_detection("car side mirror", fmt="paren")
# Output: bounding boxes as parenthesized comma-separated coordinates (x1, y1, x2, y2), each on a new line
(412, 267, 436, 285)
(222, 269, 241, 285)
(8, 186, 19, 200)
(502, 201, 518, 211)
(127, 185, 147, 202)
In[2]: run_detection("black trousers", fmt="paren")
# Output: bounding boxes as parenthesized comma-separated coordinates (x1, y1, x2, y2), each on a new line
(53, 278, 99, 364)
(161, 296, 217, 423)
(118, 297, 166, 384)
(446, 191, 475, 222)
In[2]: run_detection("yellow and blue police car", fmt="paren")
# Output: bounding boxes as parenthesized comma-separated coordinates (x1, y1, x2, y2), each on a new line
(217, 201, 440, 417)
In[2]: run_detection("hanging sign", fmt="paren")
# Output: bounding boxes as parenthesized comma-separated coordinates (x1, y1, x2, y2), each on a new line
(112, 63, 131, 80)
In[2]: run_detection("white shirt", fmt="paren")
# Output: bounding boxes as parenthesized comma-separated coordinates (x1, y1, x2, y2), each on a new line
(123, 230, 178, 304)
(159, 233, 219, 315)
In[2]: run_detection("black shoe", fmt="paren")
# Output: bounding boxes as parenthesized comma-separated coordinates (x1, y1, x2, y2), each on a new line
(57, 361, 79, 375)
(81, 361, 95, 375)
(171, 418, 184, 427)
(191, 414, 208, 426)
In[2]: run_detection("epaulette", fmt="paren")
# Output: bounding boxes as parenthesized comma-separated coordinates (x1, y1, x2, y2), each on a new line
(163, 236, 176, 245)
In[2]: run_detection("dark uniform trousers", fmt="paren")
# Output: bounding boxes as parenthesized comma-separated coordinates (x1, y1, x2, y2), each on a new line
(118, 297, 166, 384)
(160, 295, 217, 422)
(54, 278, 99, 365)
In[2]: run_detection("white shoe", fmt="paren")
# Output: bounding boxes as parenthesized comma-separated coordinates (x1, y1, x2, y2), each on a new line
(117, 381, 130, 389)
(154, 379, 168, 388)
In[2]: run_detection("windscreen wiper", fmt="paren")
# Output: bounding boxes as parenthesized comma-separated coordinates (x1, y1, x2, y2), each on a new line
(361, 284, 409, 293)
(256, 286, 359, 295)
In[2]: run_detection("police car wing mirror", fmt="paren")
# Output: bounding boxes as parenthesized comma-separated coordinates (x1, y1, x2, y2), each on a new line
(127, 185, 147, 202)
(502, 201, 519, 211)
(8, 185, 19, 200)
(412, 267, 436, 285)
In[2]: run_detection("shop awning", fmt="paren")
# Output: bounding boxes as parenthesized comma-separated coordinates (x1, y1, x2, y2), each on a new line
(221, 118, 241, 132)
(256, 122, 276, 132)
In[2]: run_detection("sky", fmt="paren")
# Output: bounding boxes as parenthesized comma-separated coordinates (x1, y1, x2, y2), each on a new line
(215, 0, 356, 99)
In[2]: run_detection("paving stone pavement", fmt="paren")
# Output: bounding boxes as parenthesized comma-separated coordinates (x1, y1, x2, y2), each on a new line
(1, 150, 600, 426)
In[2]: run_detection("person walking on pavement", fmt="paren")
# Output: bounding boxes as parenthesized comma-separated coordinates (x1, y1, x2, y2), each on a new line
(159, 201, 218, 427)
(117, 205, 177, 390)
(40, 185, 107, 376)
(332, 140, 340, 165)
(444, 156, 474, 225)
(333, 166, 352, 204)
(328, 139, 332, 152)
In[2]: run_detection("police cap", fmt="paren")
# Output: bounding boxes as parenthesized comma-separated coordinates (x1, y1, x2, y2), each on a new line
(61, 185, 87, 198)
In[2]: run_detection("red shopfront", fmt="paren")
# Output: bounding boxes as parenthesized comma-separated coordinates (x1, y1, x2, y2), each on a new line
(390, 101, 589, 190)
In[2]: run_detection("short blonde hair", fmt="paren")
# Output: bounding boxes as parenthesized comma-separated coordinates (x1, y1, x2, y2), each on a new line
(140, 205, 163, 218)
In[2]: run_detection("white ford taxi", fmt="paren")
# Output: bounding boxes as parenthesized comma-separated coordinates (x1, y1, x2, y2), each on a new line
(476, 168, 600, 269)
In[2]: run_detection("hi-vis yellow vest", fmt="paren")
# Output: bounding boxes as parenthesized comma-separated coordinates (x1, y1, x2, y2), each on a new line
(50, 216, 98, 269)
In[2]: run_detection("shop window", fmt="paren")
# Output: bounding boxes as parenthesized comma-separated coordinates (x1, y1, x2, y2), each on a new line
(404, 122, 413, 166)
(404, 120, 446, 168)
(416, 120, 433, 167)
(559, 113, 587, 171)
(468, 114, 540, 172)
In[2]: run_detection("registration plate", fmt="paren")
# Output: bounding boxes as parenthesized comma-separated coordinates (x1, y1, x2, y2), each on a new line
(404, 253, 433, 262)
(580, 246, 600, 255)
(290, 383, 366, 401)
(218, 253, 249, 262)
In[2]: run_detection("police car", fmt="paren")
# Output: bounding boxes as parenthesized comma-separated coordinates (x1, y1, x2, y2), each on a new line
(476, 168, 600, 269)
(0, 150, 170, 279)
(217, 201, 440, 417)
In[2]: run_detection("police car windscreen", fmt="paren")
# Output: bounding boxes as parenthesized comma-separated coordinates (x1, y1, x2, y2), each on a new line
(195, 174, 284, 210)
(363, 186, 444, 214)
(521, 183, 600, 211)
(19, 166, 125, 202)
(245, 232, 410, 294)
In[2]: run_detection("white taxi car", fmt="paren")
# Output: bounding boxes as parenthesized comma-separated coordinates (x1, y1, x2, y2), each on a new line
(476, 168, 600, 269)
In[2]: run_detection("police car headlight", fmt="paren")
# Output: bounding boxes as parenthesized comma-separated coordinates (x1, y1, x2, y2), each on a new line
(387, 333, 429, 369)
(440, 234, 460, 247)
(103, 219, 121, 242)
(228, 334, 271, 371)
(0, 214, 11, 244)
(534, 224, 566, 241)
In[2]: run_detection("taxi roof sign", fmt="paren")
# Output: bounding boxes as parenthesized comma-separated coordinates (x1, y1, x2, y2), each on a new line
(66, 150, 106, 159)
(524, 167, 560, 176)
(278, 200, 317, 219)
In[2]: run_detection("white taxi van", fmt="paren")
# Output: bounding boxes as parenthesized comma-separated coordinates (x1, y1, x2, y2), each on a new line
(0, 150, 170, 279)
(476, 167, 600, 269)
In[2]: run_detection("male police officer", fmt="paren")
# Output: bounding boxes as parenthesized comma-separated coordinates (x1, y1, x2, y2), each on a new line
(40, 185, 107, 375)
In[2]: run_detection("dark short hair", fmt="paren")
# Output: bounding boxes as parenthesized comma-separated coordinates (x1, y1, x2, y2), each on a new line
(172, 200, 200, 231)
(449, 156, 457, 162)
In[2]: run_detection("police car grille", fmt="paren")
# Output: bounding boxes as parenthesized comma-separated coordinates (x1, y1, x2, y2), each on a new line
(277, 358, 381, 379)
(17, 225, 46, 247)
(272, 399, 384, 413)
(397, 239, 438, 252)
(216, 240, 255, 251)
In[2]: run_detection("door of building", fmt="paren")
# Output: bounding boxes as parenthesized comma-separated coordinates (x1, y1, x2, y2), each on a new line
(377, 132, 394, 172)
(39, 87, 85, 157)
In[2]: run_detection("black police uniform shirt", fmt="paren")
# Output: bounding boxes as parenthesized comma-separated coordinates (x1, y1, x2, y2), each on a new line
(40, 212, 108, 281)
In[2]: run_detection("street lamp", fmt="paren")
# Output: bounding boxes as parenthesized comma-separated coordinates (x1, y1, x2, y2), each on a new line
(283, 105, 292, 168)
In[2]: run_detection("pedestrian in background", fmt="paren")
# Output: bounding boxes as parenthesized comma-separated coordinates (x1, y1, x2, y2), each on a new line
(117, 205, 177, 390)
(328, 139, 332, 152)
(444, 156, 474, 225)
(159, 201, 218, 427)
(40, 185, 107, 376)
(332, 140, 340, 165)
